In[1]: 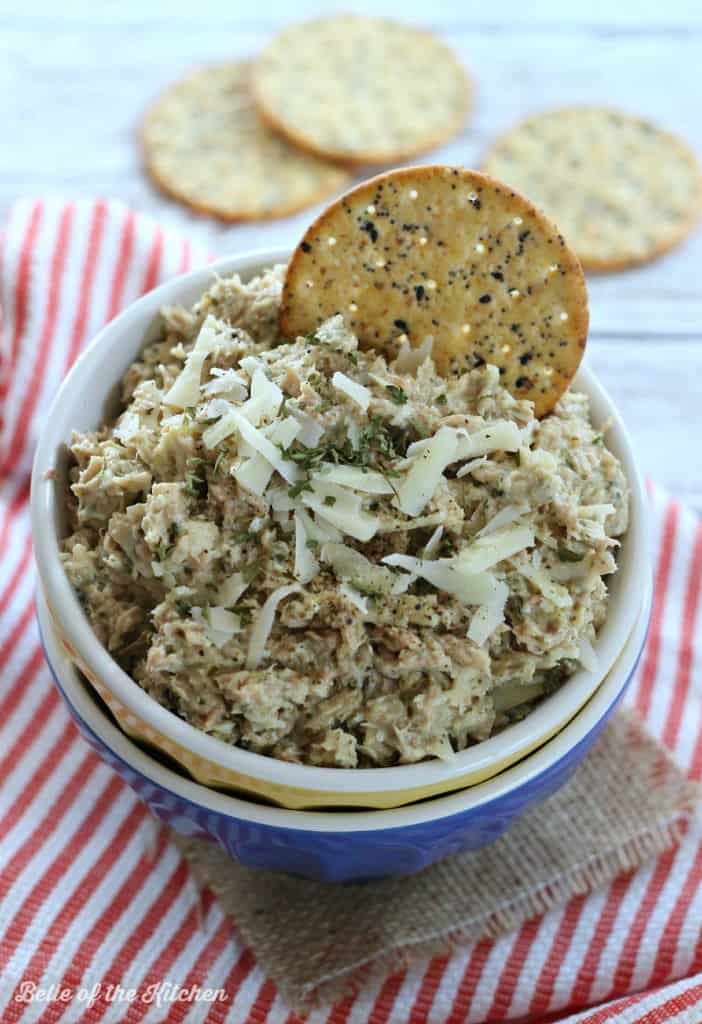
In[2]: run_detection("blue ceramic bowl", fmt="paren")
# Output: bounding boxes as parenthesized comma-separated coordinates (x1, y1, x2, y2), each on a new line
(37, 581, 651, 883)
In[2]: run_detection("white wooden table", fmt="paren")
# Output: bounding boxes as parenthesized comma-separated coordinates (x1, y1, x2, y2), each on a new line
(3, 0, 701, 509)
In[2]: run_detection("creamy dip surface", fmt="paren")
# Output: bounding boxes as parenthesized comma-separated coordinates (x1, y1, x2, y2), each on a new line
(62, 266, 628, 768)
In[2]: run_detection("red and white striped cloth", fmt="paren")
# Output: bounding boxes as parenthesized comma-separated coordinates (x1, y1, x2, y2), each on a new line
(1, 197, 701, 1024)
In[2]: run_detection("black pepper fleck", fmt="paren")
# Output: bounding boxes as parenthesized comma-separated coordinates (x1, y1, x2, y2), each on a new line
(361, 220, 379, 243)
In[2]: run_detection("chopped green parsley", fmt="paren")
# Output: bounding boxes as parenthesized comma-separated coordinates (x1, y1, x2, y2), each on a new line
(385, 384, 408, 405)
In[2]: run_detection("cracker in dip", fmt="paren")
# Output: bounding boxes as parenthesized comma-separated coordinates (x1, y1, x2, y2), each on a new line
(281, 166, 590, 417)
(62, 267, 628, 768)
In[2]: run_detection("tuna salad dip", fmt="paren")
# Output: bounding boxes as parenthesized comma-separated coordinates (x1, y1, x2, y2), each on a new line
(62, 266, 628, 768)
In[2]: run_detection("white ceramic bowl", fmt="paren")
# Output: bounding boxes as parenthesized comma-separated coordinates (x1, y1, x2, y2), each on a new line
(31, 248, 649, 810)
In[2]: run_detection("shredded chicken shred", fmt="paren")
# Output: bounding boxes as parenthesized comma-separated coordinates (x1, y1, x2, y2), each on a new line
(61, 265, 628, 768)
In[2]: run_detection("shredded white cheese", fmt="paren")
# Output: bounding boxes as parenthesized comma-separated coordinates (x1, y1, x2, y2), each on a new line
(455, 455, 488, 478)
(312, 464, 394, 494)
(332, 371, 371, 411)
(205, 408, 299, 485)
(390, 574, 412, 596)
(272, 509, 291, 531)
(201, 398, 235, 422)
(299, 509, 342, 543)
(233, 455, 274, 497)
(202, 368, 248, 401)
(234, 413, 300, 483)
(268, 416, 300, 448)
(241, 367, 283, 426)
(202, 412, 238, 450)
(377, 511, 445, 534)
(457, 524, 535, 574)
(382, 553, 501, 605)
(454, 421, 523, 461)
(476, 506, 526, 539)
(160, 412, 187, 430)
(268, 487, 296, 512)
(338, 583, 369, 616)
(397, 425, 457, 517)
(346, 419, 362, 450)
(239, 355, 265, 376)
(391, 525, 444, 595)
(550, 559, 591, 582)
(164, 316, 225, 409)
(394, 335, 433, 374)
(233, 415, 298, 495)
(467, 581, 509, 646)
(289, 407, 325, 447)
(233, 418, 300, 496)
(517, 554, 573, 608)
(114, 411, 140, 444)
(294, 511, 320, 583)
(209, 607, 242, 633)
(423, 524, 445, 559)
(192, 605, 243, 649)
(246, 583, 302, 669)
(407, 420, 522, 461)
(321, 542, 395, 594)
(214, 572, 249, 607)
(302, 481, 379, 542)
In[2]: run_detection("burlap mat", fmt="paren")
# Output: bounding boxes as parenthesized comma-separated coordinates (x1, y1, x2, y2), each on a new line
(175, 711, 700, 1008)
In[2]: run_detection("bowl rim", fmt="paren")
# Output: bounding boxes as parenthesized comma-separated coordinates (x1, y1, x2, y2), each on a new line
(31, 247, 650, 798)
(38, 576, 651, 832)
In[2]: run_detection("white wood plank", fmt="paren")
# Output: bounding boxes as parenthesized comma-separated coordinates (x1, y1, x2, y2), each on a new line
(5, 0, 702, 29)
(587, 338, 702, 512)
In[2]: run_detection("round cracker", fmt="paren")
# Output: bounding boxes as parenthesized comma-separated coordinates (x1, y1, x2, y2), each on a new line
(483, 107, 702, 271)
(141, 62, 350, 223)
(280, 166, 589, 417)
(251, 16, 469, 167)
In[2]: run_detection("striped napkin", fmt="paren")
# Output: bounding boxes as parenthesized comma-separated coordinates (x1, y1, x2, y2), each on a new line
(1, 197, 701, 1024)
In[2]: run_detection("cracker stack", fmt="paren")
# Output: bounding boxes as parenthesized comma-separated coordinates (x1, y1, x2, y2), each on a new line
(139, 19, 700, 270)
(140, 16, 470, 223)
(142, 62, 351, 223)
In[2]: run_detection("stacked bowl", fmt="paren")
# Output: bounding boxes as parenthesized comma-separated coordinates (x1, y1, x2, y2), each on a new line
(31, 251, 651, 882)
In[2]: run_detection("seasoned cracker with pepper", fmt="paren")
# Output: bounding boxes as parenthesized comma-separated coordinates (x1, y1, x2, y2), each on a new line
(281, 166, 589, 416)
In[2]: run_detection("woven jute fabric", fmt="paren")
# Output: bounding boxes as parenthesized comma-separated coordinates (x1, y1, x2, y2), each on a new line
(176, 710, 700, 1008)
